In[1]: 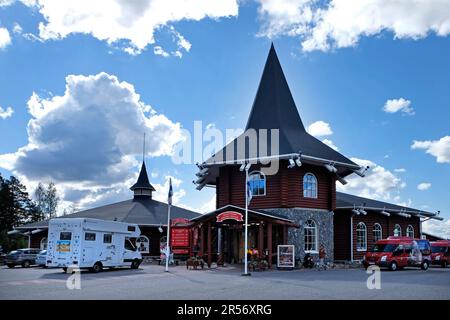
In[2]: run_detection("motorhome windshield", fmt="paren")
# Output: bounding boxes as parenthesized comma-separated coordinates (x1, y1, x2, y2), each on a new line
(125, 239, 136, 251)
(372, 243, 398, 252)
(431, 246, 447, 253)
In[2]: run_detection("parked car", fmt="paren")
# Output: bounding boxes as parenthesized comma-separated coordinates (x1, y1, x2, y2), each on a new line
(431, 240, 450, 268)
(35, 250, 47, 267)
(363, 237, 431, 271)
(5, 248, 41, 268)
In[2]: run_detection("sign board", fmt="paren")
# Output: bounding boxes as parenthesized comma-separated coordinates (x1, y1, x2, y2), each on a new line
(216, 211, 243, 223)
(57, 240, 70, 253)
(171, 228, 190, 247)
(277, 245, 295, 269)
(171, 218, 190, 226)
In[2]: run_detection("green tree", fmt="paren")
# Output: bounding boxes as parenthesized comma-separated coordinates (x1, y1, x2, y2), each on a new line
(0, 174, 43, 252)
(34, 181, 60, 219)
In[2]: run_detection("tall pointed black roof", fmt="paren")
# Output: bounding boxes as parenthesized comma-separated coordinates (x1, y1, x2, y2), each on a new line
(245, 43, 306, 134)
(130, 161, 156, 191)
(202, 44, 359, 183)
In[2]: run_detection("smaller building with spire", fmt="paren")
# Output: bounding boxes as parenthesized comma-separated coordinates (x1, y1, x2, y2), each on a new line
(16, 160, 200, 257)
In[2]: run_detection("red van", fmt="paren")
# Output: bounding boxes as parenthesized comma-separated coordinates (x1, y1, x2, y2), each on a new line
(363, 237, 431, 271)
(431, 240, 450, 268)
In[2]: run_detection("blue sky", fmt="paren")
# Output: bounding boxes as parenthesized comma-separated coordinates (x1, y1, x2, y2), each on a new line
(0, 1, 449, 237)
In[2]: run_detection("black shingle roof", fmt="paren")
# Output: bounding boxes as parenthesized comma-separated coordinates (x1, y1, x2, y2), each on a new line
(203, 44, 357, 182)
(17, 198, 200, 229)
(130, 162, 155, 191)
(336, 192, 436, 217)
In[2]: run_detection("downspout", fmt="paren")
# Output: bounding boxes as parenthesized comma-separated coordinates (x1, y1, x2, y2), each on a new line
(350, 214, 354, 263)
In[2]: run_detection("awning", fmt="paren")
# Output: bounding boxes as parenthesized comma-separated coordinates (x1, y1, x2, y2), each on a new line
(191, 204, 299, 228)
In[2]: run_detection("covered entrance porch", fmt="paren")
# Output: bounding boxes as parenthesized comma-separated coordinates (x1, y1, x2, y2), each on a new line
(190, 205, 298, 268)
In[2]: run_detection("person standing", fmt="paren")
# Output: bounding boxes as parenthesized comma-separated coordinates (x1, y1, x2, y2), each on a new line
(318, 244, 326, 270)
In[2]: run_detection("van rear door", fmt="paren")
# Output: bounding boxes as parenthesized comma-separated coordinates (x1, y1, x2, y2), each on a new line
(54, 231, 73, 266)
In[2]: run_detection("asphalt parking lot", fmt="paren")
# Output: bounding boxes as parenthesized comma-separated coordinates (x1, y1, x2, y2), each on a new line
(0, 264, 449, 300)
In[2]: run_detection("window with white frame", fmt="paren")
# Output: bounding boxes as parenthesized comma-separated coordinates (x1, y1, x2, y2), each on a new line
(394, 224, 402, 237)
(40, 237, 47, 250)
(373, 223, 383, 242)
(304, 219, 318, 252)
(136, 235, 150, 253)
(406, 225, 414, 238)
(303, 173, 318, 198)
(356, 222, 367, 251)
(248, 171, 266, 196)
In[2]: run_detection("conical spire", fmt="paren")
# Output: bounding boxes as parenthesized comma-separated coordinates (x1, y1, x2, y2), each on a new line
(130, 161, 155, 198)
(245, 43, 306, 133)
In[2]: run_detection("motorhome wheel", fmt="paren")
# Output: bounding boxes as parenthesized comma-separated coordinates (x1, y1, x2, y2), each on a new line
(131, 259, 140, 269)
(92, 262, 103, 273)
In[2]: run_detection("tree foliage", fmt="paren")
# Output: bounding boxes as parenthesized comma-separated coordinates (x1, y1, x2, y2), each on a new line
(0, 174, 45, 252)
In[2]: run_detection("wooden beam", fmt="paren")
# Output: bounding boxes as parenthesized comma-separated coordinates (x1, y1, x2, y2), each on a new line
(200, 225, 205, 257)
(283, 225, 288, 245)
(207, 222, 212, 268)
(267, 222, 273, 268)
(258, 222, 264, 258)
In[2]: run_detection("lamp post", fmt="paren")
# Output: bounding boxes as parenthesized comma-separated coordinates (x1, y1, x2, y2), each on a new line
(242, 162, 251, 276)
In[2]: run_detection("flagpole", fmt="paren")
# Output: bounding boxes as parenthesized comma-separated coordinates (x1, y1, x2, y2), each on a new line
(243, 166, 249, 276)
(165, 180, 172, 272)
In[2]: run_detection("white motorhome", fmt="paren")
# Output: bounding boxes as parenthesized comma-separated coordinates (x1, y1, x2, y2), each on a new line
(46, 218, 142, 272)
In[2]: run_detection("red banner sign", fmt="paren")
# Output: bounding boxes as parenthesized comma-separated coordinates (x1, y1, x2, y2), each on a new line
(216, 211, 243, 223)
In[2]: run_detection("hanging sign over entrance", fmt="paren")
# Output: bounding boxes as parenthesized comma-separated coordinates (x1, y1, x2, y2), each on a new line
(216, 211, 243, 223)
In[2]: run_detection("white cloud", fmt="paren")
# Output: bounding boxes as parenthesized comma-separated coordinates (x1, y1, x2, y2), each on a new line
(394, 168, 406, 173)
(12, 23, 23, 34)
(0, 27, 11, 49)
(0, 72, 185, 209)
(423, 218, 450, 240)
(411, 136, 450, 164)
(383, 98, 414, 115)
(153, 46, 169, 57)
(0, 0, 16, 7)
(152, 175, 186, 205)
(197, 195, 216, 214)
(4, 0, 238, 55)
(337, 157, 406, 201)
(0, 105, 14, 119)
(417, 182, 432, 191)
(256, 0, 450, 52)
(322, 138, 339, 151)
(307, 120, 333, 137)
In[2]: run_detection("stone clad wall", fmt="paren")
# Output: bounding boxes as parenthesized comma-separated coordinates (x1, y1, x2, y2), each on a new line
(265, 208, 334, 262)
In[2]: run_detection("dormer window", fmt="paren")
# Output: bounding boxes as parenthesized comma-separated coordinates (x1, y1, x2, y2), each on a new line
(303, 173, 317, 198)
(248, 171, 266, 196)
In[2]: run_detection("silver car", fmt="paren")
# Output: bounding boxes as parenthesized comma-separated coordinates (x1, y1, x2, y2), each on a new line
(35, 250, 47, 267)
(5, 248, 41, 268)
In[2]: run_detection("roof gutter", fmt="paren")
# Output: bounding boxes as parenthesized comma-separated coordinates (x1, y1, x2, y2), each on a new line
(203, 153, 361, 171)
(337, 206, 440, 219)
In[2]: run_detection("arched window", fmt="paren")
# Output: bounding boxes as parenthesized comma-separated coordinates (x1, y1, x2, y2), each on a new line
(406, 225, 414, 238)
(356, 222, 367, 251)
(303, 173, 318, 198)
(373, 223, 383, 242)
(304, 220, 318, 252)
(394, 224, 402, 237)
(136, 235, 150, 254)
(248, 171, 266, 196)
(40, 237, 47, 250)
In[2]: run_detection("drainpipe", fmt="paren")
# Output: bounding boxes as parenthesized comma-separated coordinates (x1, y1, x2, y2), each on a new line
(350, 214, 354, 262)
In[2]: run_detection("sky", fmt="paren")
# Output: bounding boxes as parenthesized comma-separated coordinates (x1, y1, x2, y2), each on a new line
(0, 0, 449, 237)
